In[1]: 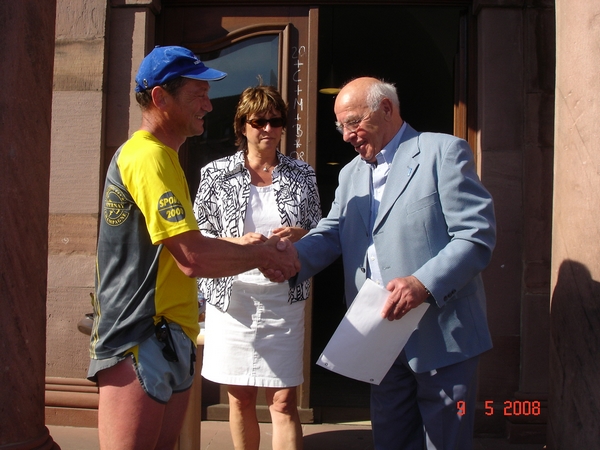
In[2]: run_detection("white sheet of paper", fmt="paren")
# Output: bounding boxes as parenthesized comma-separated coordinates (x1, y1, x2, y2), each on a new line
(317, 278, 429, 385)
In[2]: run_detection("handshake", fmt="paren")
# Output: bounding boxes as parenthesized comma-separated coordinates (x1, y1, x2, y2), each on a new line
(258, 235, 301, 283)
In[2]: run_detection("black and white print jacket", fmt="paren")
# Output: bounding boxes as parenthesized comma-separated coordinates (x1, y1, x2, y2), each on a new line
(193, 150, 322, 312)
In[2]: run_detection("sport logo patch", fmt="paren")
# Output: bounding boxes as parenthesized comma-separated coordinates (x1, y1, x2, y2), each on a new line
(158, 191, 186, 222)
(104, 185, 130, 226)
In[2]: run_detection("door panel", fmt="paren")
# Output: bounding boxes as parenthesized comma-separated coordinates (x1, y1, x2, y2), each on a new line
(312, 5, 466, 422)
(157, 5, 318, 421)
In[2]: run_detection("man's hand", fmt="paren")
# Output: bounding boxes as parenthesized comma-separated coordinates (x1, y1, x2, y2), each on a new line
(259, 236, 300, 282)
(381, 275, 430, 321)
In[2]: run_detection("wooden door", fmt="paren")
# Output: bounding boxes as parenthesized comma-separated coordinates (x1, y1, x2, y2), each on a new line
(157, 4, 318, 422)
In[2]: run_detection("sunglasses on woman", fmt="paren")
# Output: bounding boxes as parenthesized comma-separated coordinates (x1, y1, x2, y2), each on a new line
(246, 117, 285, 129)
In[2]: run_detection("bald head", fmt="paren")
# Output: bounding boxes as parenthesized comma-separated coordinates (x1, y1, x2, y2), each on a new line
(336, 77, 377, 104)
(338, 77, 401, 112)
(334, 77, 404, 162)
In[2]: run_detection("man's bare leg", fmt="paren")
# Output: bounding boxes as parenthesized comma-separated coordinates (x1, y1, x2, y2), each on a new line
(97, 357, 190, 450)
(156, 389, 191, 449)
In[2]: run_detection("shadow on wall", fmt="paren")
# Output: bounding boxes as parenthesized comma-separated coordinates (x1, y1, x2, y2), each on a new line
(548, 259, 600, 449)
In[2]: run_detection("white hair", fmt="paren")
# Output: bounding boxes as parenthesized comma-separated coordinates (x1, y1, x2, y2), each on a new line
(366, 80, 400, 112)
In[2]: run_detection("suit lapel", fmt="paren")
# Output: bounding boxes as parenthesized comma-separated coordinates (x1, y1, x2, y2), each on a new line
(374, 125, 420, 232)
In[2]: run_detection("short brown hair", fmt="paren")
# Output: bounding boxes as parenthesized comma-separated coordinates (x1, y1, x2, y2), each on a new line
(135, 77, 188, 110)
(233, 84, 287, 151)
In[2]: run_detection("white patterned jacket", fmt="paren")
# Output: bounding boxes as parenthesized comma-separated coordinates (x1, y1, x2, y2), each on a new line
(193, 150, 322, 312)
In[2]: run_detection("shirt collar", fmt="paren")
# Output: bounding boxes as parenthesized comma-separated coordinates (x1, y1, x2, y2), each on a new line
(364, 122, 407, 167)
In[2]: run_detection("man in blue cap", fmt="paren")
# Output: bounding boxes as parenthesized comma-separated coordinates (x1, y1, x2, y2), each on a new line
(88, 46, 300, 449)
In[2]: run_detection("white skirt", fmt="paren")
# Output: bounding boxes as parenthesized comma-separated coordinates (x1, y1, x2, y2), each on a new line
(201, 280, 305, 387)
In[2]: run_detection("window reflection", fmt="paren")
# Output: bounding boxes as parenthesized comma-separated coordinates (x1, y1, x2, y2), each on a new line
(185, 35, 280, 194)
(202, 36, 279, 101)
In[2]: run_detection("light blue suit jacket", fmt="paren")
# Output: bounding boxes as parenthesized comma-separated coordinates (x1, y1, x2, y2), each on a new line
(295, 124, 496, 373)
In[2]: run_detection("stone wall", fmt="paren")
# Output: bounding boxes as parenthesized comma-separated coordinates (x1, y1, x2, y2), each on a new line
(47, 0, 109, 379)
(549, 1, 600, 448)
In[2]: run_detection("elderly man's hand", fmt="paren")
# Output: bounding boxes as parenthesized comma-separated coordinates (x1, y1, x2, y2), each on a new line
(259, 236, 300, 282)
(381, 276, 430, 321)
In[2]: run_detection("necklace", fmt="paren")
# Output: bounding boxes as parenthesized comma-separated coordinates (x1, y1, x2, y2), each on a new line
(246, 154, 276, 173)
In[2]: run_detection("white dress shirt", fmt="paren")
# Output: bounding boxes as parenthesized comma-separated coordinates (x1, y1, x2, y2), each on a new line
(366, 122, 407, 286)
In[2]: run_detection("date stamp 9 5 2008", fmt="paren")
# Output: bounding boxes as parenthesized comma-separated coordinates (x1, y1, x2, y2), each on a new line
(457, 400, 542, 417)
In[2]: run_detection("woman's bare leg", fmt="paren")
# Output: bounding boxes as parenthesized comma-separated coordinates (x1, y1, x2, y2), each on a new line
(228, 385, 260, 450)
(266, 387, 303, 450)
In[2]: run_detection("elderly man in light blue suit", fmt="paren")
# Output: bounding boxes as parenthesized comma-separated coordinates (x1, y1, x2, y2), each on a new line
(294, 77, 496, 449)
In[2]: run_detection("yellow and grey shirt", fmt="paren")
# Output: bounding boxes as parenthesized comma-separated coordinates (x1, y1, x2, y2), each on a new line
(90, 130, 199, 360)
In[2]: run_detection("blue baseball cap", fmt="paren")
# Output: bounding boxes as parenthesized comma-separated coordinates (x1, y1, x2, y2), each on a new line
(135, 46, 227, 93)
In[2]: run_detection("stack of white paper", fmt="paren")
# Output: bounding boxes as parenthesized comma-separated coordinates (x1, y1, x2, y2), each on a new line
(317, 278, 429, 385)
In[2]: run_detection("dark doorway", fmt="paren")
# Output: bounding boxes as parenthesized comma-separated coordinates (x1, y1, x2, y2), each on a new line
(311, 5, 464, 421)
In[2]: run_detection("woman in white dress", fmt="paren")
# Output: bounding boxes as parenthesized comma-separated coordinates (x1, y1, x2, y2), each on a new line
(193, 84, 321, 450)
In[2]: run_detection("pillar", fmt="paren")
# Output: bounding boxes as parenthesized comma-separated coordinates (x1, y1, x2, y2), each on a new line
(474, 2, 554, 442)
(0, 1, 59, 448)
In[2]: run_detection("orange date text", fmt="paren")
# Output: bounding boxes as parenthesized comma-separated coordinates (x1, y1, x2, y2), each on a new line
(456, 400, 541, 416)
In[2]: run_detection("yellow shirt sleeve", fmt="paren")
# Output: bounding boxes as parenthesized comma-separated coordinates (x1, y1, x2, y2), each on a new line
(117, 131, 198, 244)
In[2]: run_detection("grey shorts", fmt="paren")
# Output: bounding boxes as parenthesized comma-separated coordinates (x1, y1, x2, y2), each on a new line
(88, 322, 196, 404)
